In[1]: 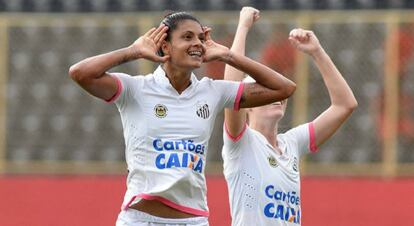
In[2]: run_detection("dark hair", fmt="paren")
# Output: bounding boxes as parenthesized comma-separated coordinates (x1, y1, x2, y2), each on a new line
(157, 11, 202, 56)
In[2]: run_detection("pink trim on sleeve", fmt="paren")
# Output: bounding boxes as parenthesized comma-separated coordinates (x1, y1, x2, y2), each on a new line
(308, 122, 318, 153)
(233, 82, 245, 111)
(122, 194, 210, 216)
(224, 122, 247, 142)
(105, 75, 123, 103)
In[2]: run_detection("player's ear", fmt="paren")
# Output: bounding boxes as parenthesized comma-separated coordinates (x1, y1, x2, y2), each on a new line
(161, 41, 170, 56)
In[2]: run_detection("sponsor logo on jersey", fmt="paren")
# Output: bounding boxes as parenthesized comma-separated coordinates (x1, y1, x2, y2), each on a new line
(268, 156, 278, 168)
(155, 152, 203, 173)
(263, 185, 301, 224)
(152, 138, 205, 173)
(196, 103, 210, 119)
(154, 104, 167, 118)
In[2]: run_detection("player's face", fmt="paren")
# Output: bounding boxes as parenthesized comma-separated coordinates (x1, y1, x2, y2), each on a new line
(251, 99, 288, 122)
(163, 20, 206, 69)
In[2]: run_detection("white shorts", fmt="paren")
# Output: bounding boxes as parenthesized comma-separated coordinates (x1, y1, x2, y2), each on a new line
(116, 209, 209, 226)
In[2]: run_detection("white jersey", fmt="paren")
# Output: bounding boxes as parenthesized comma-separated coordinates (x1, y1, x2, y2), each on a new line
(222, 123, 317, 226)
(110, 66, 243, 217)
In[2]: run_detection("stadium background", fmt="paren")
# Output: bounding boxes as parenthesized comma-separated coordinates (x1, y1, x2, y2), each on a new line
(1, 0, 414, 225)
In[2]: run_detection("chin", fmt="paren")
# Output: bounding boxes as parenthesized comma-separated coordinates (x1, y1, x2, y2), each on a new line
(193, 62, 202, 68)
(188, 61, 202, 69)
(270, 112, 284, 120)
(177, 62, 201, 71)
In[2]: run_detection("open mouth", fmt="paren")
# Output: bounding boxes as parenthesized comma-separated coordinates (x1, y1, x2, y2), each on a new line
(188, 50, 202, 59)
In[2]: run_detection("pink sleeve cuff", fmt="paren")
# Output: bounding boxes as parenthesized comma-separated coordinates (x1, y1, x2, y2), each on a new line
(105, 75, 123, 103)
(224, 122, 247, 142)
(308, 122, 318, 153)
(233, 82, 244, 111)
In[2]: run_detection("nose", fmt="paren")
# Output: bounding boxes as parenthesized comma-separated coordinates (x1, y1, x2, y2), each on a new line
(193, 38, 205, 53)
(193, 37, 203, 46)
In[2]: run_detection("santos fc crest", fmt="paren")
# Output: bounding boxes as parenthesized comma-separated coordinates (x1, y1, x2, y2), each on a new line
(196, 102, 210, 119)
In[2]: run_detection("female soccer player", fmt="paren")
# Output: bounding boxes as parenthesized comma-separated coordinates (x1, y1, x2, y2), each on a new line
(69, 12, 295, 226)
(222, 7, 358, 226)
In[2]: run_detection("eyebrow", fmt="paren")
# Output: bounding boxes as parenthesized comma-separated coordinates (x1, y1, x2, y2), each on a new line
(183, 30, 204, 36)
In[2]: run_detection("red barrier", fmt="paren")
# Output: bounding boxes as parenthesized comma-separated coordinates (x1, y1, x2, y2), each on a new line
(0, 176, 413, 226)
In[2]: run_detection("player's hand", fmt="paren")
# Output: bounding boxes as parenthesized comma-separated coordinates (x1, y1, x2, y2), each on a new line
(202, 26, 230, 62)
(130, 24, 170, 62)
(238, 7, 260, 29)
(288, 28, 322, 56)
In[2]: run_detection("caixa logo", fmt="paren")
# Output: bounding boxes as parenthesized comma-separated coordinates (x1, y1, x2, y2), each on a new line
(152, 138, 205, 155)
(263, 185, 301, 224)
(152, 138, 206, 173)
(155, 152, 203, 173)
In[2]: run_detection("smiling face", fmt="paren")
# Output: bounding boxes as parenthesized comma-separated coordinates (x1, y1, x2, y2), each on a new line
(161, 19, 206, 69)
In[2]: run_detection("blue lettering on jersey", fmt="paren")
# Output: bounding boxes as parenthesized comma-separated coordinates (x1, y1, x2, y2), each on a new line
(153, 139, 205, 155)
(154, 152, 203, 173)
(155, 153, 166, 169)
(263, 185, 301, 224)
(166, 153, 180, 168)
(265, 185, 300, 205)
(193, 158, 203, 172)
(263, 203, 300, 224)
(153, 139, 205, 173)
(264, 203, 275, 218)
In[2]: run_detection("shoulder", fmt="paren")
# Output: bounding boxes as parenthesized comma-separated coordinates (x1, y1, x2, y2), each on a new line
(194, 76, 224, 92)
(110, 72, 156, 98)
(223, 125, 257, 147)
(196, 76, 213, 86)
(111, 72, 150, 81)
(197, 76, 237, 85)
(278, 123, 313, 156)
(281, 123, 309, 138)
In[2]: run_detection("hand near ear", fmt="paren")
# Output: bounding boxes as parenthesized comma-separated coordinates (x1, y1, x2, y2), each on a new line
(131, 24, 170, 63)
(202, 26, 231, 62)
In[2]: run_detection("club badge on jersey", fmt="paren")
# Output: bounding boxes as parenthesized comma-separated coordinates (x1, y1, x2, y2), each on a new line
(196, 102, 210, 119)
(154, 104, 168, 118)
(268, 156, 278, 168)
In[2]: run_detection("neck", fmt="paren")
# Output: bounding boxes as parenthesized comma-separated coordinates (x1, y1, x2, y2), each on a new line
(162, 64, 192, 94)
(250, 118, 279, 149)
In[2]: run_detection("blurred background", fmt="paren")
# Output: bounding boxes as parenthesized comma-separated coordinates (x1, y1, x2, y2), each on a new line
(0, 0, 414, 225)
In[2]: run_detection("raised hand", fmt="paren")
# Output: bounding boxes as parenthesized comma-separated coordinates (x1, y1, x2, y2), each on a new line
(202, 26, 230, 62)
(238, 7, 260, 29)
(288, 28, 322, 55)
(131, 24, 170, 62)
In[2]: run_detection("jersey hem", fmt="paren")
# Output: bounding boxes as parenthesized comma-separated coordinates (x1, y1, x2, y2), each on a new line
(122, 194, 209, 217)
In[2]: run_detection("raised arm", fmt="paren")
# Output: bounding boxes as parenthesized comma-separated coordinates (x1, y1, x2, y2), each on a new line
(69, 25, 169, 101)
(224, 7, 259, 137)
(203, 26, 296, 111)
(289, 28, 358, 147)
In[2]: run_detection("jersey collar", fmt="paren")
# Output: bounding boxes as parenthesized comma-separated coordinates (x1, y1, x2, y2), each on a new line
(153, 65, 198, 94)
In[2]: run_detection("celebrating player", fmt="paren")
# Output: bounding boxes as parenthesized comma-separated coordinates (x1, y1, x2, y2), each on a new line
(222, 7, 357, 226)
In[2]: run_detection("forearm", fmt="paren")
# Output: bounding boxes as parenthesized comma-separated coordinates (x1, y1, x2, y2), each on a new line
(232, 25, 249, 55)
(224, 24, 250, 135)
(224, 26, 249, 81)
(222, 51, 295, 92)
(69, 46, 137, 81)
(311, 48, 357, 109)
